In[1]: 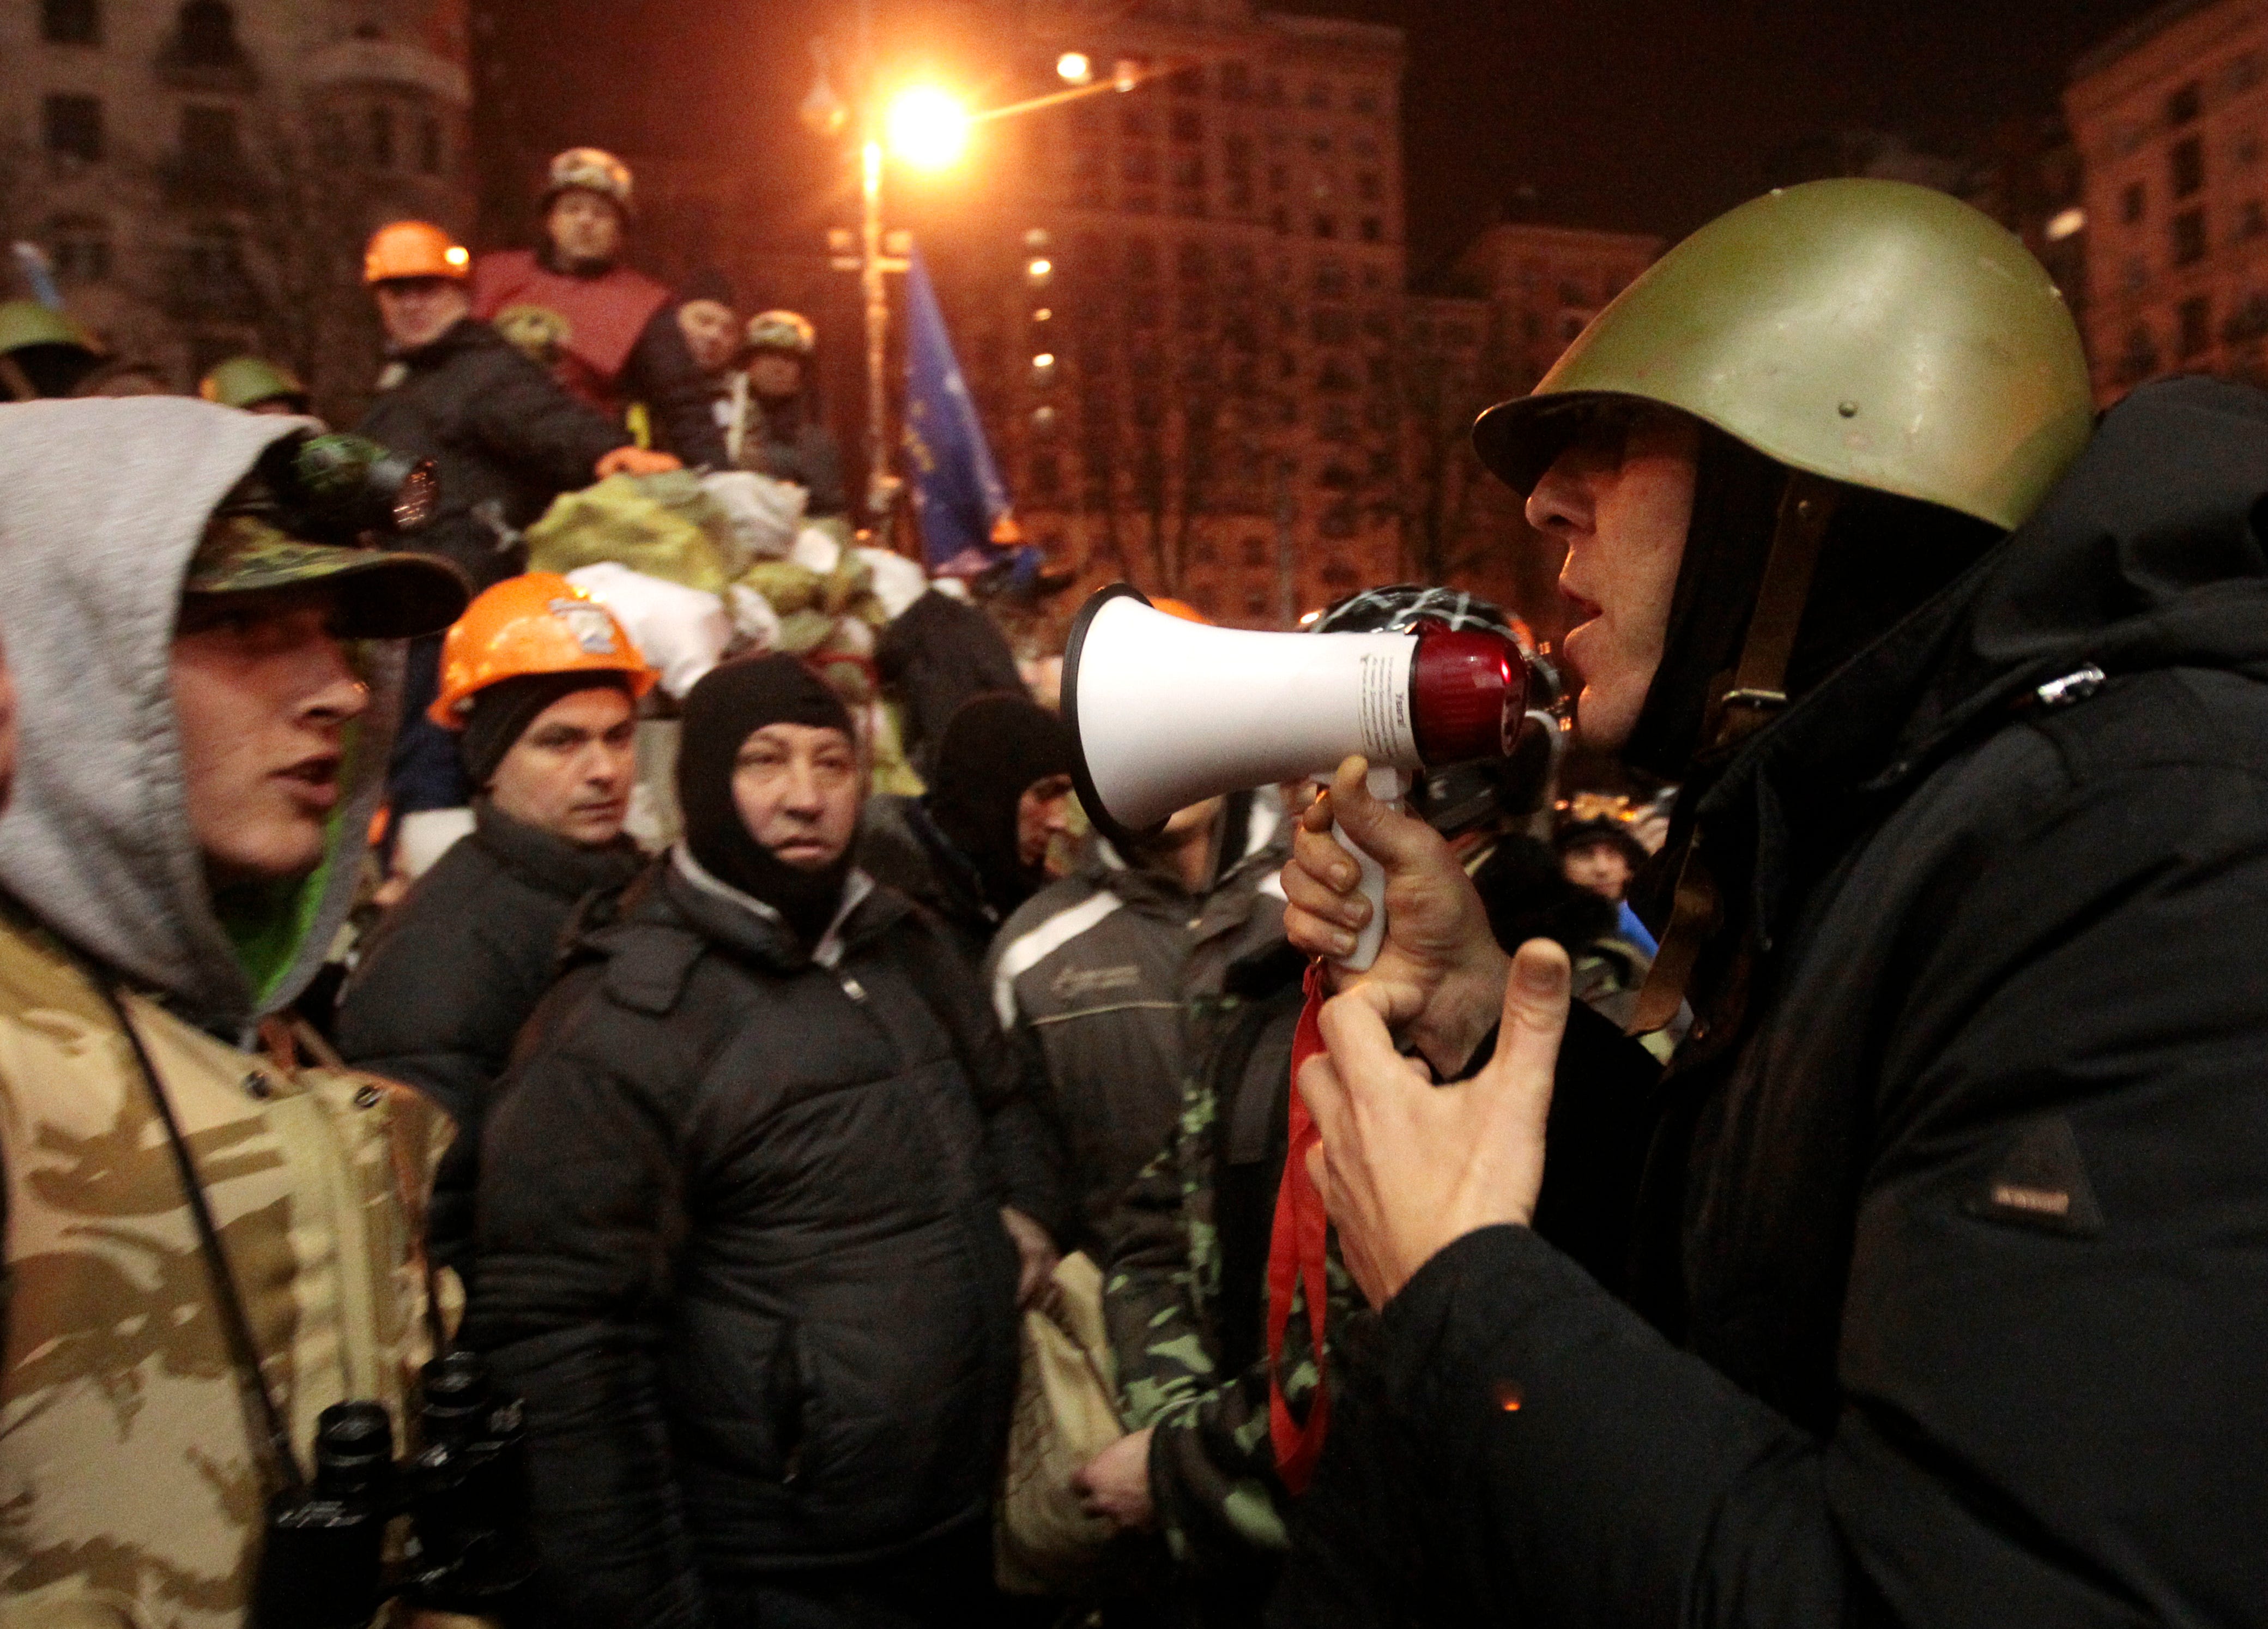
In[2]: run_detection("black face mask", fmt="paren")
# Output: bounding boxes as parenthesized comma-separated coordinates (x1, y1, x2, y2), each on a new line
(1619, 427, 2001, 784)
(924, 692, 1075, 916)
(678, 656, 858, 948)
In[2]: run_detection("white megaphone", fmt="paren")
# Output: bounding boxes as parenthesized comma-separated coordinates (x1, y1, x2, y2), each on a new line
(1062, 584, 1528, 969)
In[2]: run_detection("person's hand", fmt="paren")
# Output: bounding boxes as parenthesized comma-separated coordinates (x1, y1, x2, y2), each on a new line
(1280, 755, 1512, 1074)
(596, 445, 683, 478)
(1074, 1425, 1156, 1529)
(1000, 1206, 1058, 1308)
(1297, 939, 1571, 1308)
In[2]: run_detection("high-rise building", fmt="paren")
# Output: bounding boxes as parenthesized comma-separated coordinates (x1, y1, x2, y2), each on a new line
(972, 0, 1411, 626)
(1402, 221, 1660, 639)
(2066, 0, 2268, 401)
(3, 0, 475, 409)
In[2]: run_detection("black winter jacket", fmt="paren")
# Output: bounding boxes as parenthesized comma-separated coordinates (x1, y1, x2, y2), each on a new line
(1272, 378, 2268, 1627)
(857, 793, 1000, 969)
(464, 855, 1063, 1628)
(625, 304, 731, 469)
(334, 803, 642, 1273)
(356, 318, 627, 588)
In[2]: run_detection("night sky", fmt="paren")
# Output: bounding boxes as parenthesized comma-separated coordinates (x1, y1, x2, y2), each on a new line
(483, 0, 2172, 268)
(1309, 0, 2169, 269)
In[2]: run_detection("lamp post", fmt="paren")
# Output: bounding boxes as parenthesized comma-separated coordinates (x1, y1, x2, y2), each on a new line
(856, 136, 904, 523)
(806, 43, 1178, 538)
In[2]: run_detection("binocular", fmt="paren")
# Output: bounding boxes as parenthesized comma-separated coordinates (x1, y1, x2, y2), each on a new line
(253, 1351, 536, 1629)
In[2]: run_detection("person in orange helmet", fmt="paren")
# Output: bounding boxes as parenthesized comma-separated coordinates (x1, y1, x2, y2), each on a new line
(336, 573, 656, 1275)
(356, 219, 678, 823)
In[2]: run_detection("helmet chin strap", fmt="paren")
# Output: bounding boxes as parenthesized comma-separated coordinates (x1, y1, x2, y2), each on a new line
(1626, 468, 1842, 1037)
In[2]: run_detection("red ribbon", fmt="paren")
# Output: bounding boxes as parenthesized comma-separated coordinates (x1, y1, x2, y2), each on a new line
(1266, 962, 1334, 1493)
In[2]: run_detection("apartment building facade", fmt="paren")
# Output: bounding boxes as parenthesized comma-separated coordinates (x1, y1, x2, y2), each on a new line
(2067, 0, 2268, 400)
(3, 0, 474, 409)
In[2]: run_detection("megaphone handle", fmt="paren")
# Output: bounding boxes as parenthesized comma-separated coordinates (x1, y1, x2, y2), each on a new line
(1331, 766, 1408, 973)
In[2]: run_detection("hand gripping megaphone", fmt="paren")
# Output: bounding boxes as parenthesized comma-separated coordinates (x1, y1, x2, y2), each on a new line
(1062, 584, 1529, 968)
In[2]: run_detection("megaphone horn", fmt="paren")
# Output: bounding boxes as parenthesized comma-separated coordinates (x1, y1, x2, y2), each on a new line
(1062, 580, 1527, 849)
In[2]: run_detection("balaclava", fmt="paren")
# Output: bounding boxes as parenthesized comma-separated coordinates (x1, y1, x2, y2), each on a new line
(678, 655, 857, 945)
(459, 671, 633, 789)
(923, 692, 1075, 916)
(1620, 424, 2000, 782)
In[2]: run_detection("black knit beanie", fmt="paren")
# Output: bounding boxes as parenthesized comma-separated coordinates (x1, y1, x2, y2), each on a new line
(924, 691, 1075, 916)
(681, 267, 737, 309)
(678, 655, 858, 946)
(459, 671, 635, 788)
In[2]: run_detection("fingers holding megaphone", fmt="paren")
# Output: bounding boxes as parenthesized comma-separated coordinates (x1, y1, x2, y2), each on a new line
(1283, 755, 1511, 1075)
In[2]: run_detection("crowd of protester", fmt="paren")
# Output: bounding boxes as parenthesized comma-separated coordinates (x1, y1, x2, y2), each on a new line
(0, 151, 2263, 1629)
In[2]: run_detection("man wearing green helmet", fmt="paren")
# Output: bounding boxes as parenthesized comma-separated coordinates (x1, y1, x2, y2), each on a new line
(0, 300, 103, 399)
(198, 354, 312, 416)
(1275, 179, 2268, 1621)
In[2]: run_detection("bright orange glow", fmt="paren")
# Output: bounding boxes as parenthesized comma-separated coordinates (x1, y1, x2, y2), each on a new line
(443, 244, 469, 268)
(1057, 51, 1093, 85)
(886, 87, 970, 170)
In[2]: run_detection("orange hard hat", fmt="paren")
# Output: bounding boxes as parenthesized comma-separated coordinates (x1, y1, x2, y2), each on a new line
(1149, 596, 1211, 625)
(364, 220, 471, 285)
(428, 572, 657, 728)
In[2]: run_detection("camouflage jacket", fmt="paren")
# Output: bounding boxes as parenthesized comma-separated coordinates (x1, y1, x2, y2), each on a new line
(1103, 969, 1359, 1597)
(0, 908, 450, 1628)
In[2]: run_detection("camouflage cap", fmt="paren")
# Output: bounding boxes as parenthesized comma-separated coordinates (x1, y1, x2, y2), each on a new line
(185, 514, 471, 639)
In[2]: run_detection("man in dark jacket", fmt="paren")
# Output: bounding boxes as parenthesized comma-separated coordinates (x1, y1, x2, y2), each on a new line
(468, 655, 1063, 1629)
(992, 789, 1289, 1258)
(724, 309, 849, 518)
(337, 574, 655, 1275)
(355, 218, 676, 816)
(1275, 180, 2268, 1624)
(861, 690, 1075, 968)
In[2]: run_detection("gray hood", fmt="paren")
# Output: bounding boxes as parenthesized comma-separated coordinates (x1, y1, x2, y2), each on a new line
(0, 397, 403, 1034)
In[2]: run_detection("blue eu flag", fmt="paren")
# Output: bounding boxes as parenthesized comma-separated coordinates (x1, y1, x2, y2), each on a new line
(903, 249, 1013, 576)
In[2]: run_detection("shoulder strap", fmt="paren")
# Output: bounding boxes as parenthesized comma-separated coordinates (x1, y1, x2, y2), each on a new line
(95, 980, 306, 1498)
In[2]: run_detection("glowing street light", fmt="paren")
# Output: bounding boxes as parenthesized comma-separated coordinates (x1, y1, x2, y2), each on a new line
(2045, 206, 2087, 243)
(886, 86, 970, 170)
(1056, 51, 1093, 85)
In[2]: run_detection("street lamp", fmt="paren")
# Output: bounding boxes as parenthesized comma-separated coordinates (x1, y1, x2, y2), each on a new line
(885, 87, 971, 171)
(809, 37, 1181, 532)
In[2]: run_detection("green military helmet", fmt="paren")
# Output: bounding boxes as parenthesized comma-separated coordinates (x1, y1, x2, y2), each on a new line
(1472, 179, 2095, 533)
(198, 354, 309, 413)
(0, 300, 104, 399)
(0, 300, 97, 358)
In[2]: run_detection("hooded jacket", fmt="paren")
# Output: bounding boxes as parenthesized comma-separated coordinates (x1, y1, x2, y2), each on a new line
(464, 850, 1062, 1627)
(1270, 377, 2268, 1626)
(0, 398, 446, 1628)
